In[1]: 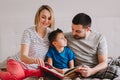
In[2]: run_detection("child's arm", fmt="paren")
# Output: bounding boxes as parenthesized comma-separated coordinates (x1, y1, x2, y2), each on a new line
(47, 57, 53, 66)
(53, 67, 65, 74)
(69, 60, 74, 68)
(53, 59, 75, 74)
(53, 60, 75, 74)
(47, 57, 64, 74)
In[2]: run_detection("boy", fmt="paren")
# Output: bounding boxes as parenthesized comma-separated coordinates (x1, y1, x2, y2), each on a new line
(46, 28, 76, 74)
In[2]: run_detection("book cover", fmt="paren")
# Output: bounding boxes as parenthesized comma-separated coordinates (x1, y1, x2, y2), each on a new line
(40, 63, 79, 79)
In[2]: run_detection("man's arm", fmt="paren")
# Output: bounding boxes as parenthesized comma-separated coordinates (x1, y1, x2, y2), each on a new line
(82, 35, 108, 77)
(90, 53, 108, 76)
(88, 35, 108, 77)
(77, 53, 108, 77)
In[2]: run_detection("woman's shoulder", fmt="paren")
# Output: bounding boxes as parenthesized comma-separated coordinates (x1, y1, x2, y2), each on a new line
(46, 27, 52, 33)
(24, 26, 35, 32)
(22, 27, 36, 35)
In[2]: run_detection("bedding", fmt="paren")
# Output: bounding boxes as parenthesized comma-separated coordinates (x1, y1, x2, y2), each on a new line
(1, 57, 120, 80)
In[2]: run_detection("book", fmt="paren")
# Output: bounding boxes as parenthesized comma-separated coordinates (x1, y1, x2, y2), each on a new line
(40, 62, 80, 79)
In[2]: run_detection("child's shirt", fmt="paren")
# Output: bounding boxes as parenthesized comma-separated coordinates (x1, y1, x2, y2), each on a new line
(46, 46, 76, 69)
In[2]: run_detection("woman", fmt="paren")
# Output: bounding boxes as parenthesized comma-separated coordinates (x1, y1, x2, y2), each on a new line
(0, 5, 55, 80)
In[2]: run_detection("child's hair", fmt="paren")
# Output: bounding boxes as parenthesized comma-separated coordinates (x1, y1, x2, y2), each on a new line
(48, 28, 63, 46)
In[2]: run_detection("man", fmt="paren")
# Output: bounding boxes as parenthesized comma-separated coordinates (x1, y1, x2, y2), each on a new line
(65, 13, 108, 78)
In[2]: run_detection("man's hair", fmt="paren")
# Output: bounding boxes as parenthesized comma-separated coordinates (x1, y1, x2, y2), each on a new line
(48, 28, 63, 46)
(72, 13, 91, 28)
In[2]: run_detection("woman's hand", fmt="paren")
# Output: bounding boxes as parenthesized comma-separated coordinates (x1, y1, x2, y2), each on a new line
(34, 58, 45, 67)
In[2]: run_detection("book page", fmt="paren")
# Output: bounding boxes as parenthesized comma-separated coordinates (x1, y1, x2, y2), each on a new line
(40, 63, 80, 79)
(64, 66, 80, 77)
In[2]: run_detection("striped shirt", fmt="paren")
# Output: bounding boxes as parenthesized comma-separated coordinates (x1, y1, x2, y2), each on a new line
(11, 27, 51, 69)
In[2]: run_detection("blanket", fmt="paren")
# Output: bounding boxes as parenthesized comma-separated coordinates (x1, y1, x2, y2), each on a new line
(0, 57, 120, 80)
(95, 57, 120, 79)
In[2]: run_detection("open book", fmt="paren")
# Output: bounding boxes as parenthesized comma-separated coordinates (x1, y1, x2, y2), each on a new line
(40, 63, 80, 79)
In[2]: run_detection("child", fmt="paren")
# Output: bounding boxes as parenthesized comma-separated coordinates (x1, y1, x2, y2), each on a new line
(46, 28, 76, 74)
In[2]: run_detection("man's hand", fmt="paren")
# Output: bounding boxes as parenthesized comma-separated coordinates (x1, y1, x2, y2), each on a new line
(76, 65, 94, 77)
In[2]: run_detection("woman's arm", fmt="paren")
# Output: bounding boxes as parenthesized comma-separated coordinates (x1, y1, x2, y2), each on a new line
(20, 44, 34, 64)
(20, 44, 44, 66)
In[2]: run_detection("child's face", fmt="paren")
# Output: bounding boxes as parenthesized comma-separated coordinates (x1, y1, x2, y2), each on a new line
(53, 33, 67, 47)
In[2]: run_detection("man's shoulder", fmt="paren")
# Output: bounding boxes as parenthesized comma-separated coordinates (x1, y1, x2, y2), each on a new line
(91, 31, 105, 39)
(64, 32, 72, 38)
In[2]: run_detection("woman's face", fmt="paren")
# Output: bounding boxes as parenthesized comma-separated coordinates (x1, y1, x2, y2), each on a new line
(38, 9, 51, 28)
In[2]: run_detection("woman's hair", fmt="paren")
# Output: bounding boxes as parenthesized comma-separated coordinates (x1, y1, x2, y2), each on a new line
(34, 5, 55, 30)
(48, 28, 63, 46)
(72, 13, 91, 28)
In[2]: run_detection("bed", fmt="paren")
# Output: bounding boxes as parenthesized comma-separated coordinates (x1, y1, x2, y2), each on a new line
(0, 57, 120, 80)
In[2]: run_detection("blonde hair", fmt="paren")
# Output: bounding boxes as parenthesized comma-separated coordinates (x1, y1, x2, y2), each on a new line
(34, 5, 55, 30)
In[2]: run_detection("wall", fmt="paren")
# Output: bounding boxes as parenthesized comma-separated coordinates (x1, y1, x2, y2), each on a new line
(0, 0, 120, 62)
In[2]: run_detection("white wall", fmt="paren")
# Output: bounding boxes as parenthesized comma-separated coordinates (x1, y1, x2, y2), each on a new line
(0, 0, 120, 62)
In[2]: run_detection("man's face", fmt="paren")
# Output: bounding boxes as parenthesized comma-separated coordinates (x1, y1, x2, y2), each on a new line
(72, 24, 87, 39)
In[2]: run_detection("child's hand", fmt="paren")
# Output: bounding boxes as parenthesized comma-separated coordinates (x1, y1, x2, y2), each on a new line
(58, 69, 65, 74)
(53, 67, 65, 74)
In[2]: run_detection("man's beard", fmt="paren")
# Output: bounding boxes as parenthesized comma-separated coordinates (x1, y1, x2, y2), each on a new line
(73, 35, 85, 39)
